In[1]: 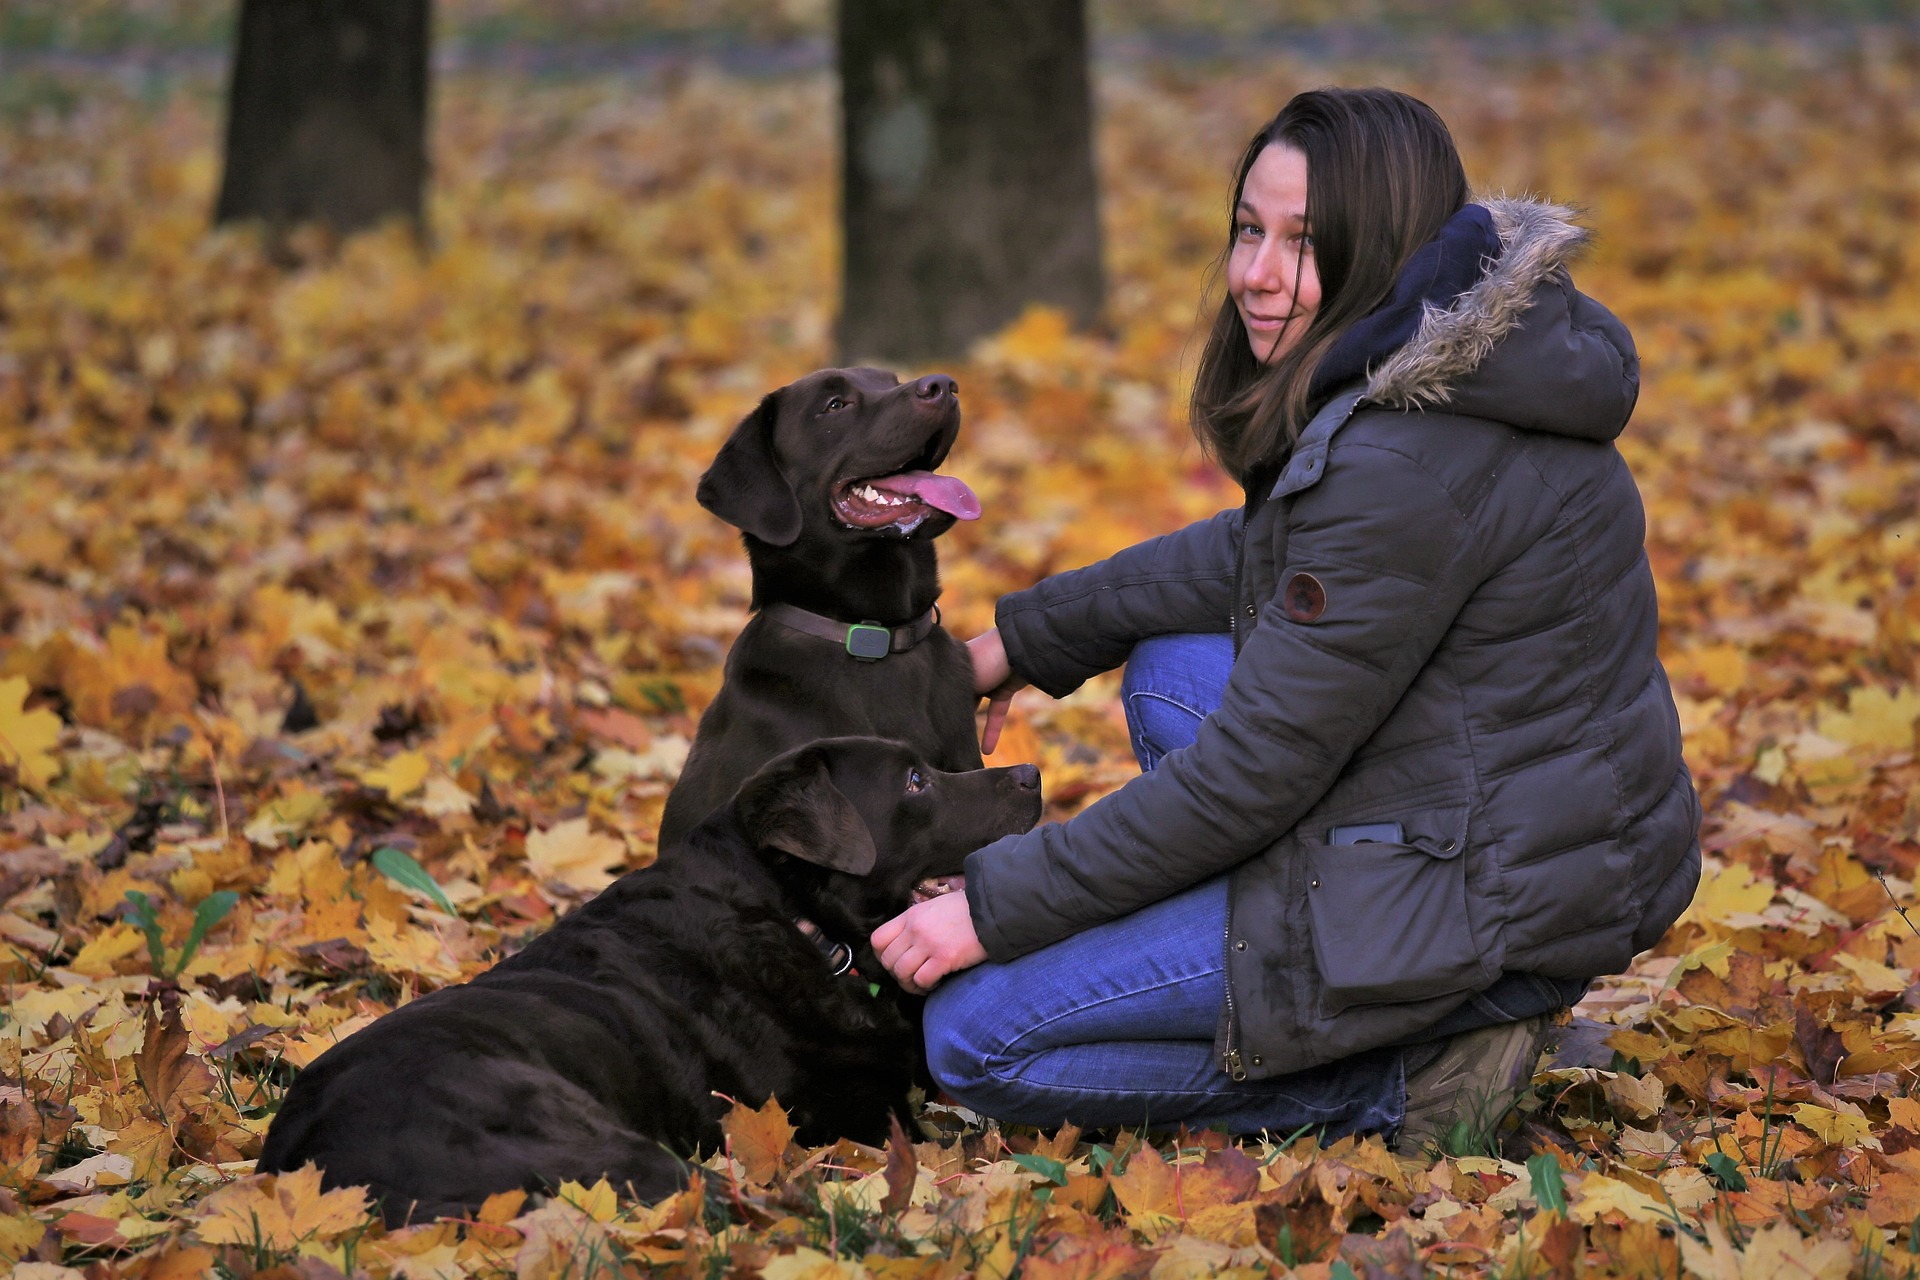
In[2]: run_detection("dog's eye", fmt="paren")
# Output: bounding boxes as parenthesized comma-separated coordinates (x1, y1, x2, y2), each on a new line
(822, 396, 848, 413)
(905, 768, 927, 794)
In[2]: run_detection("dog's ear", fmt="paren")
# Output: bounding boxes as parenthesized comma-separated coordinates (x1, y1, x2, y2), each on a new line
(734, 748, 878, 875)
(697, 392, 803, 547)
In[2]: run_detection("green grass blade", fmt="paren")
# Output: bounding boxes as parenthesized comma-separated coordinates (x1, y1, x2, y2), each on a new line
(371, 845, 457, 915)
(1528, 1153, 1568, 1216)
(177, 890, 239, 975)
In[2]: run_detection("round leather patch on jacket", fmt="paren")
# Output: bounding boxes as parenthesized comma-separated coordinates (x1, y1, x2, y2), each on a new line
(1282, 572, 1327, 623)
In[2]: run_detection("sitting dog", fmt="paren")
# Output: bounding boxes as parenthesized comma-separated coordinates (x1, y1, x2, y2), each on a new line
(258, 737, 1042, 1222)
(658, 367, 986, 853)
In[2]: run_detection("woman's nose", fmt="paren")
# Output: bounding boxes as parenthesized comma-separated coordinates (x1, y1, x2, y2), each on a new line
(1245, 242, 1289, 294)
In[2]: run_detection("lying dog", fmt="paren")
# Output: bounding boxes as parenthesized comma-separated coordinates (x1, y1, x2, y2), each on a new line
(658, 368, 986, 853)
(258, 737, 1041, 1223)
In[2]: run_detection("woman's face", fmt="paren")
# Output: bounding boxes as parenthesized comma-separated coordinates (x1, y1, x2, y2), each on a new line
(1228, 144, 1320, 365)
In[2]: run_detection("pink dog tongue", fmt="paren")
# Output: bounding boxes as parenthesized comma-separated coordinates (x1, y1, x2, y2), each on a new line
(873, 471, 981, 521)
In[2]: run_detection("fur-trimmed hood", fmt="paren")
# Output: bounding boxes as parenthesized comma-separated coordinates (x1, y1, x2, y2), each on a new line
(1364, 197, 1641, 443)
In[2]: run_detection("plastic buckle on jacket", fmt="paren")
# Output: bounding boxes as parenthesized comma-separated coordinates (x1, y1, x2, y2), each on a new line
(846, 623, 891, 661)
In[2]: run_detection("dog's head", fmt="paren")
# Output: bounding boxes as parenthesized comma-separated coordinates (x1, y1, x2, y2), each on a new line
(732, 736, 1041, 942)
(696, 367, 977, 548)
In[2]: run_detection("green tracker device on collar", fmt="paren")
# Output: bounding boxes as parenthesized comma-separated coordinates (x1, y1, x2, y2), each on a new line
(844, 623, 892, 661)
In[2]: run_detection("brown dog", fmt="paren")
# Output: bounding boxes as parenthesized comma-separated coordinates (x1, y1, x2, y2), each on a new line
(261, 737, 1042, 1223)
(658, 367, 986, 852)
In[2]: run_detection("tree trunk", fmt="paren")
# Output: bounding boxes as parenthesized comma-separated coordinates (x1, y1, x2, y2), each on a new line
(838, 0, 1104, 363)
(214, 0, 431, 236)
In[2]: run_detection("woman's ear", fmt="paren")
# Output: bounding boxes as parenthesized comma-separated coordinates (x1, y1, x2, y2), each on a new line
(734, 747, 878, 875)
(696, 392, 804, 546)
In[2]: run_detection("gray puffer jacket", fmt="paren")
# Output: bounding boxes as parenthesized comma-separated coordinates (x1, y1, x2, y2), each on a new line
(969, 199, 1701, 1080)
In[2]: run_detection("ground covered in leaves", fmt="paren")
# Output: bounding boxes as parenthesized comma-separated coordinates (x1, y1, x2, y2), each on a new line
(3, 22, 1920, 1280)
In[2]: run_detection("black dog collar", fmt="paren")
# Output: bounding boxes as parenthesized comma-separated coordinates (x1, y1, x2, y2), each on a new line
(763, 603, 939, 662)
(793, 917, 856, 976)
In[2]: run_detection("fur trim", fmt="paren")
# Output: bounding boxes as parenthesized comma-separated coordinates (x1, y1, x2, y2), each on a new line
(1365, 197, 1590, 408)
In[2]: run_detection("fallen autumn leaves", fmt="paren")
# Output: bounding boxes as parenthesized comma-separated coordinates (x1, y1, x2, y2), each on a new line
(3, 23, 1920, 1280)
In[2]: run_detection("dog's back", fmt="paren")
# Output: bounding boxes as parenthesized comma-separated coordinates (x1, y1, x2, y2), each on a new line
(259, 859, 776, 1217)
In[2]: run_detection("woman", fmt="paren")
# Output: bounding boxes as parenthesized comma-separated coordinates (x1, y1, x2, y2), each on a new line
(872, 87, 1700, 1151)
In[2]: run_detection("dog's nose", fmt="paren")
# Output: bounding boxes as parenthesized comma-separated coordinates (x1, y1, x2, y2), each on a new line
(913, 375, 957, 403)
(1009, 763, 1040, 791)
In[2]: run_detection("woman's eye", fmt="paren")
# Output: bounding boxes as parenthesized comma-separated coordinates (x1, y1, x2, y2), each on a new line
(1298, 233, 1315, 249)
(1237, 222, 1262, 239)
(906, 768, 926, 793)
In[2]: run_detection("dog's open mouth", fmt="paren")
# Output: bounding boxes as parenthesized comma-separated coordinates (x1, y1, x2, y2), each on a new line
(833, 471, 981, 534)
(911, 875, 964, 904)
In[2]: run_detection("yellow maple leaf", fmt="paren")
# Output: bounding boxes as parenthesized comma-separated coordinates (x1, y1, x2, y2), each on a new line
(1569, 1173, 1668, 1224)
(363, 914, 462, 982)
(0, 674, 62, 789)
(1816, 684, 1920, 750)
(1830, 951, 1908, 998)
(1681, 1219, 1853, 1280)
(1680, 861, 1774, 927)
(1671, 643, 1749, 694)
(1602, 1071, 1667, 1120)
(555, 1178, 619, 1223)
(0, 1211, 50, 1262)
(1791, 1103, 1877, 1149)
(760, 1246, 870, 1280)
(524, 817, 627, 893)
(194, 1165, 372, 1249)
(360, 749, 430, 798)
(68, 921, 148, 977)
(67, 622, 197, 729)
(242, 787, 330, 848)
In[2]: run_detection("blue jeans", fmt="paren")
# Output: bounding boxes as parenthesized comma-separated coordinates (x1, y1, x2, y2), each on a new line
(924, 631, 1579, 1136)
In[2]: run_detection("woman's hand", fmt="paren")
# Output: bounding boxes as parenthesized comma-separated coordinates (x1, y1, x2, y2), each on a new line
(872, 891, 986, 995)
(967, 628, 1030, 755)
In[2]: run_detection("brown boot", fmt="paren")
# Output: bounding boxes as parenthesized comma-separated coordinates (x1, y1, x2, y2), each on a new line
(1393, 1014, 1553, 1158)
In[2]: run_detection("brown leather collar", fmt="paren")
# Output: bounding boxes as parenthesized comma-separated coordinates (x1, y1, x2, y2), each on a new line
(793, 917, 855, 976)
(762, 603, 939, 661)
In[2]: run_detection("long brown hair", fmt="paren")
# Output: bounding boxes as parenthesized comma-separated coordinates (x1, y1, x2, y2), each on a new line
(1190, 88, 1470, 483)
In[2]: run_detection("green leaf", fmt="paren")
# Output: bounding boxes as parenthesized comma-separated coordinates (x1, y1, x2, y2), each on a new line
(122, 890, 167, 974)
(371, 846, 457, 915)
(1704, 1151, 1748, 1192)
(1007, 1151, 1069, 1186)
(1528, 1153, 1568, 1216)
(176, 890, 238, 976)
(1329, 1263, 1361, 1280)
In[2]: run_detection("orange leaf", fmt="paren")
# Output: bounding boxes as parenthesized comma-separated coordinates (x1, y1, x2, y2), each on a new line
(721, 1095, 795, 1185)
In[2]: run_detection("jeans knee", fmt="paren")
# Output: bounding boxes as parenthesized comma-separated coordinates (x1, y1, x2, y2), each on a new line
(1125, 692, 1204, 770)
(1121, 633, 1232, 770)
(922, 985, 993, 1096)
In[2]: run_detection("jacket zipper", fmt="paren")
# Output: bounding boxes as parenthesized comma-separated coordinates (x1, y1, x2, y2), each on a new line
(1229, 465, 1277, 652)
(1221, 897, 1247, 1080)
(1221, 476, 1269, 1079)
(1229, 507, 1251, 648)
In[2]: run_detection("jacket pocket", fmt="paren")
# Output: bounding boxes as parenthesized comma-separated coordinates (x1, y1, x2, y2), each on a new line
(1305, 813, 1479, 1014)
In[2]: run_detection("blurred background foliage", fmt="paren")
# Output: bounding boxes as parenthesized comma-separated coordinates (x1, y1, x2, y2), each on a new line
(3, 0, 1915, 55)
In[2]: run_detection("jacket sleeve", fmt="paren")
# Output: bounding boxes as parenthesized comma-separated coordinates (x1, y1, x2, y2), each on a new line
(995, 507, 1244, 698)
(967, 442, 1486, 959)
